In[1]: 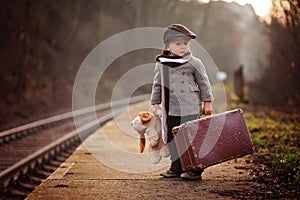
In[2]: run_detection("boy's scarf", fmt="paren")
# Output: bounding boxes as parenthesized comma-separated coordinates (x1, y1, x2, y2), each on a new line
(156, 50, 192, 67)
(155, 51, 192, 144)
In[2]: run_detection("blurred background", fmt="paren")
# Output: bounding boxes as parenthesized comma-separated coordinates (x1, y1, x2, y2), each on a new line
(0, 0, 299, 129)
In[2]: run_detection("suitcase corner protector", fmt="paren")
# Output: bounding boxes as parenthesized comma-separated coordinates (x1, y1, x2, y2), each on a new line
(238, 108, 244, 113)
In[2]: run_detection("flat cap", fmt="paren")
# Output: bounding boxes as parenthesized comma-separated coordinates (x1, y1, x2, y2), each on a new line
(163, 24, 197, 44)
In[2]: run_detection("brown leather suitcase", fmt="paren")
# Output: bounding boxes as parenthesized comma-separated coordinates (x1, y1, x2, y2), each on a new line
(172, 109, 254, 171)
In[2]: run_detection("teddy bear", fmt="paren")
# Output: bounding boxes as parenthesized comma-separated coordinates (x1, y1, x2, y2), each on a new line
(131, 110, 170, 164)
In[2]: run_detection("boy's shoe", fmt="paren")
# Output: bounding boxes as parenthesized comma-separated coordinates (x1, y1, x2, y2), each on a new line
(160, 170, 181, 178)
(180, 171, 202, 180)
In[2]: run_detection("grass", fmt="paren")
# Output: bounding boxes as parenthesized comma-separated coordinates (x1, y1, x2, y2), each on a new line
(241, 105, 300, 185)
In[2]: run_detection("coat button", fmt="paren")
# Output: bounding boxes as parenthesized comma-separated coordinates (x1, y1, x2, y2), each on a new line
(170, 89, 174, 93)
(181, 90, 184, 93)
(182, 72, 185, 75)
(181, 80, 184, 84)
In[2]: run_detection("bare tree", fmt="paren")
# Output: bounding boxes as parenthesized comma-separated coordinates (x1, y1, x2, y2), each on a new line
(250, 0, 300, 107)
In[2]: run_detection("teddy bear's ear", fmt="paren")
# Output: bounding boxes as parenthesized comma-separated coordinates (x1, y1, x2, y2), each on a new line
(140, 137, 146, 153)
(138, 112, 152, 124)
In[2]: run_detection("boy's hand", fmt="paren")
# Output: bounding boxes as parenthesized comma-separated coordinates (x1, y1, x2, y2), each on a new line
(203, 101, 212, 115)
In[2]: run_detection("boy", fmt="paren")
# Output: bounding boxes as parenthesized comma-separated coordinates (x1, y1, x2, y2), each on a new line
(150, 24, 213, 180)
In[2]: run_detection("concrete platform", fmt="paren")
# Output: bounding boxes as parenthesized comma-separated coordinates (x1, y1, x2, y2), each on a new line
(27, 101, 256, 200)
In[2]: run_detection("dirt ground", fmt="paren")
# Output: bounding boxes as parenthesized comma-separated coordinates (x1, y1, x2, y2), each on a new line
(27, 146, 261, 200)
(26, 150, 298, 200)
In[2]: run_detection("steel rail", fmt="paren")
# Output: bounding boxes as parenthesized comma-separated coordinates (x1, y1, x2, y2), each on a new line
(0, 106, 123, 189)
(0, 94, 148, 142)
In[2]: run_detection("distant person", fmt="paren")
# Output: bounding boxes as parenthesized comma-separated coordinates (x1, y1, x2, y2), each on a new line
(150, 24, 214, 180)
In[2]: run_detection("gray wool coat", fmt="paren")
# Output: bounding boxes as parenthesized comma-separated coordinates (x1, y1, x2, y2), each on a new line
(150, 56, 214, 116)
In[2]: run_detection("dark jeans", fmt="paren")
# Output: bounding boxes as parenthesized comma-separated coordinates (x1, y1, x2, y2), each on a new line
(167, 115, 199, 174)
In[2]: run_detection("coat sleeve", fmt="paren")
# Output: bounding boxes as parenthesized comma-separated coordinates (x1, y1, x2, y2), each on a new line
(193, 58, 214, 102)
(150, 62, 162, 105)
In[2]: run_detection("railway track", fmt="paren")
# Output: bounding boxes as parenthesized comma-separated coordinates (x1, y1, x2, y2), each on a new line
(0, 95, 147, 199)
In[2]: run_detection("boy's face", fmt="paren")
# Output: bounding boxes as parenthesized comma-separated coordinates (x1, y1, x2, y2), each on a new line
(166, 37, 190, 56)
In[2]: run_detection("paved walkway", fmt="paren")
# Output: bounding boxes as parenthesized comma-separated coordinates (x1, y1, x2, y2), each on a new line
(27, 101, 256, 200)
